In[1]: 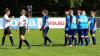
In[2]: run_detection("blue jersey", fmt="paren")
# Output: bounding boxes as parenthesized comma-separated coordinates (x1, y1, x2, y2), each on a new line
(70, 15, 77, 29)
(76, 15, 80, 29)
(76, 15, 80, 19)
(78, 15, 88, 29)
(42, 16, 49, 28)
(65, 16, 70, 30)
(90, 17, 96, 30)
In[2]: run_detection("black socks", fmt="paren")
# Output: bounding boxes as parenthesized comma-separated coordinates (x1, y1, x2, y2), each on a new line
(9, 36, 15, 46)
(2, 36, 5, 46)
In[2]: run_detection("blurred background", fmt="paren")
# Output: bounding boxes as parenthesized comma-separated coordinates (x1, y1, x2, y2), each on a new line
(0, 0, 100, 17)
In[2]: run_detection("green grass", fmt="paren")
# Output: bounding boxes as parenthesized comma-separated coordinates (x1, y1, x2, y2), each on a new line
(0, 29, 100, 56)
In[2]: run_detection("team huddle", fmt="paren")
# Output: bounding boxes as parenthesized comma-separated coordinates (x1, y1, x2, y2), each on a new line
(1, 8, 96, 49)
(64, 9, 96, 47)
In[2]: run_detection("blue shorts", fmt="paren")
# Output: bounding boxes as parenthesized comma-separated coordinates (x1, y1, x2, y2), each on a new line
(42, 27, 49, 34)
(90, 30, 96, 34)
(69, 29, 77, 35)
(65, 30, 69, 34)
(79, 29, 88, 36)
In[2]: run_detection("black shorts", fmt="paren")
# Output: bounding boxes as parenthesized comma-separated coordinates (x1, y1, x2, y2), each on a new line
(4, 27, 12, 35)
(19, 26, 26, 35)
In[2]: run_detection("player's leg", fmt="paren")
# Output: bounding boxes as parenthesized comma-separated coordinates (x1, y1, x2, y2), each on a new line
(42, 28, 48, 46)
(64, 30, 68, 46)
(9, 34, 15, 46)
(43, 27, 52, 46)
(90, 30, 96, 45)
(84, 29, 89, 46)
(18, 27, 30, 49)
(92, 34, 96, 45)
(23, 27, 30, 49)
(18, 35, 23, 49)
(77, 30, 81, 45)
(69, 35, 72, 47)
(68, 30, 72, 47)
(2, 34, 7, 46)
(18, 27, 23, 49)
(8, 27, 15, 46)
(2, 28, 8, 46)
(77, 35, 81, 45)
(73, 29, 77, 46)
(21, 35, 30, 48)
(80, 29, 84, 46)
(45, 27, 52, 43)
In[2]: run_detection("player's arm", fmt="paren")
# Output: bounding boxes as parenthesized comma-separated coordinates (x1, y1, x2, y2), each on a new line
(93, 18, 97, 31)
(16, 17, 21, 32)
(87, 17, 90, 31)
(40, 19, 46, 31)
(26, 18, 29, 31)
(40, 17, 47, 31)
(16, 22, 20, 32)
(65, 18, 68, 30)
(5, 16, 14, 22)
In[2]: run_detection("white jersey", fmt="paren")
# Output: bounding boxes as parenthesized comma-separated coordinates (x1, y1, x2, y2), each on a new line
(18, 15, 28, 27)
(3, 15, 11, 29)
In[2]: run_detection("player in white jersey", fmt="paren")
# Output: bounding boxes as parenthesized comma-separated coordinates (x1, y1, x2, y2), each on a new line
(17, 9, 30, 49)
(2, 8, 15, 46)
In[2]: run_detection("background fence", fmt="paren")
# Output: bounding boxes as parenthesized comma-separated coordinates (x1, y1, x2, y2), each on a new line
(0, 17, 100, 29)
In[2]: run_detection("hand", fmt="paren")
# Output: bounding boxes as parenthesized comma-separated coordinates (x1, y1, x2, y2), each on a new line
(40, 28, 43, 31)
(12, 16, 14, 18)
(43, 26, 46, 29)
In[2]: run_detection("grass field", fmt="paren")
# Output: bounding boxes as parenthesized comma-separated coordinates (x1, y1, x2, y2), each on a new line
(0, 29, 100, 56)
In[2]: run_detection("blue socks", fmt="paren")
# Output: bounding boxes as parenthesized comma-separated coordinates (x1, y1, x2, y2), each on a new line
(81, 37, 84, 46)
(69, 37, 72, 45)
(85, 38, 89, 46)
(92, 36, 96, 45)
(74, 37, 77, 46)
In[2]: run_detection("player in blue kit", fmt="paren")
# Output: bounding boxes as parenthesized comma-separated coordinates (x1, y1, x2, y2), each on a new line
(64, 10, 70, 46)
(89, 11, 97, 46)
(68, 10, 77, 47)
(76, 9, 81, 45)
(78, 11, 90, 46)
(40, 9, 53, 47)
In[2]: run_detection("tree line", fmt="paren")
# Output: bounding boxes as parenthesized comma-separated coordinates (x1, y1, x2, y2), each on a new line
(0, 0, 100, 17)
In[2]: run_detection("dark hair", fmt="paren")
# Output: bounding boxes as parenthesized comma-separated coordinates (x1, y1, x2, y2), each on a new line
(91, 11, 96, 16)
(42, 9, 48, 14)
(4, 8, 10, 14)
